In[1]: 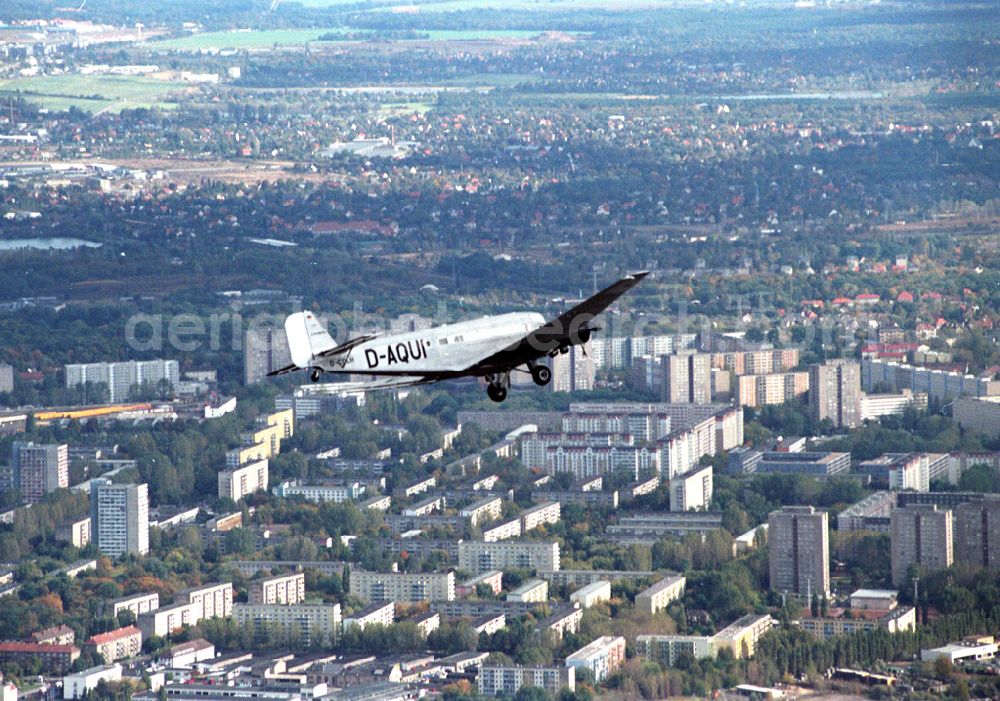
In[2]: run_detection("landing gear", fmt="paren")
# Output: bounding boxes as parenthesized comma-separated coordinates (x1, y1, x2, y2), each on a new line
(530, 364, 552, 387)
(485, 372, 510, 403)
(310, 369, 322, 382)
(486, 383, 507, 403)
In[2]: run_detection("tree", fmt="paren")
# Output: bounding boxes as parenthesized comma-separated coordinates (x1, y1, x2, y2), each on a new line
(513, 687, 552, 701)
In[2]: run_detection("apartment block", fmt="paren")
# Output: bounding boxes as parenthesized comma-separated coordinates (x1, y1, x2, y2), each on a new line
(548, 342, 595, 392)
(735, 371, 810, 408)
(565, 636, 625, 683)
(862, 390, 928, 421)
(660, 353, 712, 404)
(234, 603, 341, 645)
(65, 359, 179, 402)
(11, 442, 68, 503)
(954, 497, 1000, 570)
(218, 458, 269, 501)
(85, 626, 142, 664)
(460, 496, 504, 527)
(799, 606, 916, 640)
(837, 492, 895, 532)
(111, 592, 159, 620)
(713, 614, 775, 659)
(810, 360, 862, 429)
(711, 349, 800, 376)
(342, 601, 395, 631)
(482, 518, 523, 542)
(272, 479, 365, 504)
(458, 541, 560, 574)
(137, 601, 201, 638)
(890, 504, 953, 586)
(757, 452, 851, 477)
(606, 512, 723, 545)
(506, 579, 548, 603)
(569, 581, 611, 609)
(56, 517, 91, 549)
(89, 480, 149, 557)
(244, 328, 292, 385)
(768, 506, 830, 598)
(179, 583, 232, 623)
(859, 453, 929, 492)
(541, 569, 657, 588)
(636, 634, 714, 666)
(541, 606, 584, 640)
(0, 363, 12, 393)
(456, 570, 503, 598)
(669, 464, 713, 512)
(350, 570, 455, 603)
(863, 358, 1000, 404)
(248, 573, 305, 605)
(954, 397, 1000, 440)
(478, 666, 574, 697)
(520, 501, 561, 532)
(635, 575, 686, 616)
(636, 614, 774, 665)
(0, 642, 79, 674)
(403, 495, 445, 517)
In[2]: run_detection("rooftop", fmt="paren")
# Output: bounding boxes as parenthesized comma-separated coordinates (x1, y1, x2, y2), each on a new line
(87, 625, 141, 645)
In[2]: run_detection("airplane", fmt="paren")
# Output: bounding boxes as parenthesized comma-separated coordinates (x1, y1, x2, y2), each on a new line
(268, 270, 649, 402)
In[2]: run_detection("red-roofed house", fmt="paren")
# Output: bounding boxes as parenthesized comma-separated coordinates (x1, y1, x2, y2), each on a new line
(916, 323, 937, 340)
(86, 625, 142, 664)
(831, 297, 853, 306)
(856, 293, 880, 305)
(0, 642, 80, 672)
(896, 291, 914, 303)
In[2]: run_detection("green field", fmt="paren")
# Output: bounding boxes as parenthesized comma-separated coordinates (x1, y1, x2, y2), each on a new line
(0, 74, 182, 114)
(150, 27, 587, 51)
(442, 72, 544, 87)
(377, 100, 436, 117)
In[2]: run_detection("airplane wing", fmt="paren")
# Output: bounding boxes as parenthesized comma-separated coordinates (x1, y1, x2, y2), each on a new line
(329, 375, 440, 392)
(267, 363, 300, 377)
(467, 270, 650, 374)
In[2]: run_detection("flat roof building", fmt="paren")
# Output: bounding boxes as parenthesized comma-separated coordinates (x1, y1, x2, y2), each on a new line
(565, 636, 626, 683)
(478, 665, 574, 697)
(891, 504, 953, 586)
(570, 581, 611, 609)
(635, 575, 686, 616)
(768, 506, 830, 599)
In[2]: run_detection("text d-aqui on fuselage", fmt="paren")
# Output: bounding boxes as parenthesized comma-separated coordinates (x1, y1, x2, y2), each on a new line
(365, 339, 433, 368)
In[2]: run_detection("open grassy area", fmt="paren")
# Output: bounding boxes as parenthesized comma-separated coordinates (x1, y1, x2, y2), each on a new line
(150, 29, 344, 50)
(377, 100, 436, 117)
(0, 74, 181, 114)
(442, 72, 544, 87)
(151, 27, 587, 51)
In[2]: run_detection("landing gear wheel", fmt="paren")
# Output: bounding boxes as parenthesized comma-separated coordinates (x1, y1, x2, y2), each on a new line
(531, 365, 552, 387)
(487, 383, 508, 403)
(310, 369, 321, 382)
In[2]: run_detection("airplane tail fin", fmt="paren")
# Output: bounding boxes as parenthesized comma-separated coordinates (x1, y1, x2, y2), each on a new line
(284, 311, 336, 369)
